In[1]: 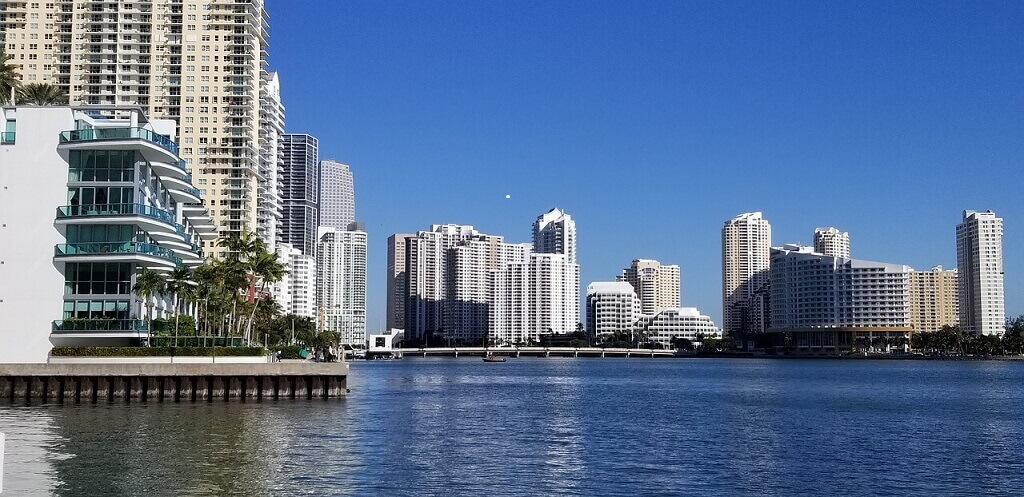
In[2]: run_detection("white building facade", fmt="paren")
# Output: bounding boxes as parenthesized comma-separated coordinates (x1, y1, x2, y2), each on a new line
(586, 282, 640, 337)
(637, 308, 721, 348)
(722, 212, 772, 335)
(316, 225, 367, 347)
(813, 227, 850, 259)
(0, 106, 215, 363)
(272, 242, 315, 318)
(318, 159, 355, 230)
(257, 72, 285, 253)
(956, 210, 1005, 335)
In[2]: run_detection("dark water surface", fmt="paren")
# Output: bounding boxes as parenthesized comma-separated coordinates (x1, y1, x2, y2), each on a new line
(1, 358, 1023, 496)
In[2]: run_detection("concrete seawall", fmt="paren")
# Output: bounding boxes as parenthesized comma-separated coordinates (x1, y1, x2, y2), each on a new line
(0, 363, 349, 403)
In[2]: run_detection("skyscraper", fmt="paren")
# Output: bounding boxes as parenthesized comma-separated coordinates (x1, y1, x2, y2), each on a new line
(447, 236, 531, 344)
(279, 134, 319, 256)
(722, 212, 772, 335)
(813, 227, 850, 259)
(618, 259, 681, 316)
(257, 72, 285, 253)
(318, 159, 355, 230)
(0, 1, 273, 253)
(956, 210, 1005, 335)
(586, 282, 640, 337)
(316, 224, 368, 347)
(404, 224, 484, 341)
(387, 233, 415, 331)
(908, 266, 959, 333)
(533, 208, 577, 263)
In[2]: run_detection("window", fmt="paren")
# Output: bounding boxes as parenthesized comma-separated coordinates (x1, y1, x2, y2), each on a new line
(68, 150, 136, 182)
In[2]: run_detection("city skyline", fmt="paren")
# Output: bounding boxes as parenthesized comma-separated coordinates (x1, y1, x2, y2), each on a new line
(269, 2, 1023, 330)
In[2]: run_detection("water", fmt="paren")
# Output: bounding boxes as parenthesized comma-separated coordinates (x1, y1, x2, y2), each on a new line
(1, 358, 1023, 496)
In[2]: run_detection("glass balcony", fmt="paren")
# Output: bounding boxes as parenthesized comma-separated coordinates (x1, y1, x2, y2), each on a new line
(56, 203, 174, 225)
(59, 127, 179, 155)
(52, 319, 148, 333)
(0, 131, 14, 144)
(54, 242, 183, 265)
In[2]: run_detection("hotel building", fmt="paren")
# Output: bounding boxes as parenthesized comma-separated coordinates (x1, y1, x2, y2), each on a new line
(636, 308, 721, 348)
(956, 210, 1005, 335)
(586, 282, 639, 337)
(0, 106, 214, 363)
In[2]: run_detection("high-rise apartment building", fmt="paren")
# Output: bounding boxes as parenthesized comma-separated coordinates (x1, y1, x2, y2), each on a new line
(908, 266, 959, 333)
(0, 106, 214, 363)
(278, 133, 319, 256)
(722, 212, 772, 335)
(257, 72, 285, 252)
(618, 259, 681, 316)
(813, 227, 850, 259)
(534, 208, 577, 263)
(316, 224, 367, 347)
(403, 224, 483, 340)
(386, 233, 414, 331)
(447, 236, 531, 344)
(318, 159, 354, 230)
(272, 242, 315, 319)
(0, 1, 273, 253)
(586, 282, 639, 337)
(956, 210, 1005, 335)
(769, 245, 911, 343)
(490, 252, 579, 344)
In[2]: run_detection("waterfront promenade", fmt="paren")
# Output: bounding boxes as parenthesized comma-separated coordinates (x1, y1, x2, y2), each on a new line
(396, 346, 676, 358)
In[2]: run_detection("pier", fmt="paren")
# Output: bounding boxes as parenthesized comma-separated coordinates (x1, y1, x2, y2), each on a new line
(396, 347, 676, 358)
(0, 363, 349, 404)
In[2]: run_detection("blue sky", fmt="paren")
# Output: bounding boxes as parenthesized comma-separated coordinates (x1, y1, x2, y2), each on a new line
(270, 0, 1024, 328)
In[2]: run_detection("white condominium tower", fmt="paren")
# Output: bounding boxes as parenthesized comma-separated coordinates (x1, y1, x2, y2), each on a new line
(318, 159, 355, 230)
(272, 242, 315, 319)
(257, 71, 285, 252)
(618, 259, 681, 316)
(722, 212, 771, 335)
(448, 236, 531, 344)
(316, 224, 367, 347)
(813, 227, 850, 259)
(908, 266, 959, 333)
(0, 106, 215, 363)
(534, 208, 577, 263)
(278, 133, 319, 256)
(0, 0, 274, 254)
(586, 282, 639, 337)
(956, 210, 1005, 335)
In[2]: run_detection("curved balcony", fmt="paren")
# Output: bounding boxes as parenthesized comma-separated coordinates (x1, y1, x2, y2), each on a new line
(151, 159, 189, 180)
(54, 242, 183, 267)
(55, 203, 179, 237)
(162, 175, 203, 203)
(58, 127, 180, 165)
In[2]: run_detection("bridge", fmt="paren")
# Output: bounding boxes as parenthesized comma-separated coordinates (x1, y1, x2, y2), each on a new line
(394, 347, 677, 358)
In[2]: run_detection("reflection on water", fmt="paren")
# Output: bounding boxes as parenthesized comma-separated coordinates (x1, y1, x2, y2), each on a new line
(2, 358, 1024, 496)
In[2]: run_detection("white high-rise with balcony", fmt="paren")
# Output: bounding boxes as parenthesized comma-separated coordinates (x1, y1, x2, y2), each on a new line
(0, 106, 215, 363)
(956, 210, 1005, 336)
(586, 282, 639, 337)
(813, 227, 850, 259)
(272, 242, 315, 319)
(722, 212, 772, 335)
(618, 259, 681, 316)
(0, 1, 275, 254)
(316, 224, 367, 347)
(257, 72, 285, 253)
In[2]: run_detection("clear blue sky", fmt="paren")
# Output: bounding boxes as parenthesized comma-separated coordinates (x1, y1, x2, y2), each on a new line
(270, 0, 1024, 329)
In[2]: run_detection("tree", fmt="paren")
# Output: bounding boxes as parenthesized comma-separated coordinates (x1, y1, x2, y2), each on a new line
(15, 83, 68, 106)
(165, 265, 196, 346)
(244, 247, 287, 343)
(133, 268, 167, 346)
(0, 47, 19, 104)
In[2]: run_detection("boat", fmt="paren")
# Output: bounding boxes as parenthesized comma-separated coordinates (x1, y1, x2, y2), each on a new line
(483, 352, 506, 363)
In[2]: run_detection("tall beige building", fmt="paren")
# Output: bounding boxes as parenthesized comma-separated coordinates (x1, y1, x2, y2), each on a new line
(957, 210, 1005, 335)
(722, 212, 771, 335)
(813, 227, 850, 259)
(0, 0, 273, 254)
(618, 259, 680, 316)
(908, 266, 959, 333)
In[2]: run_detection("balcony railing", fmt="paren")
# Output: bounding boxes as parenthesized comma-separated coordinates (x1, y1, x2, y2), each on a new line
(52, 319, 148, 333)
(0, 131, 14, 144)
(59, 127, 179, 155)
(56, 203, 175, 225)
(54, 242, 183, 265)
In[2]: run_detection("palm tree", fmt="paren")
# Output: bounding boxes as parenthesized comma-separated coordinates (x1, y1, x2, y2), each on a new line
(15, 83, 68, 106)
(0, 47, 19, 104)
(218, 230, 264, 262)
(133, 268, 167, 346)
(166, 265, 195, 346)
(244, 248, 287, 343)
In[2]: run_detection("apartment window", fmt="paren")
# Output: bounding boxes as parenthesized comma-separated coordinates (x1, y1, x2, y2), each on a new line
(67, 150, 135, 182)
(63, 262, 132, 297)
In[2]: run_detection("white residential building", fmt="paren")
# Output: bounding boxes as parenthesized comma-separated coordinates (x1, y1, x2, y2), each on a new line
(272, 242, 315, 319)
(490, 253, 579, 344)
(618, 259, 681, 316)
(813, 227, 850, 259)
(316, 225, 367, 347)
(257, 72, 285, 253)
(534, 208, 577, 263)
(447, 237, 531, 344)
(908, 266, 959, 333)
(318, 159, 355, 230)
(637, 308, 721, 348)
(586, 282, 640, 337)
(0, 106, 215, 363)
(722, 212, 772, 335)
(0, 1, 274, 253)
(957, 210, 1005, 335)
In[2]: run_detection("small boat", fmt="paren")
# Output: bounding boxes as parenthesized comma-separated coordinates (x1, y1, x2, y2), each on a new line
(483, 352, 506, 363)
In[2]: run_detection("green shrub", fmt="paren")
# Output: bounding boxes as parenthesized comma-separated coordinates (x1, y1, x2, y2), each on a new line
(276, 345, 303, 359)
